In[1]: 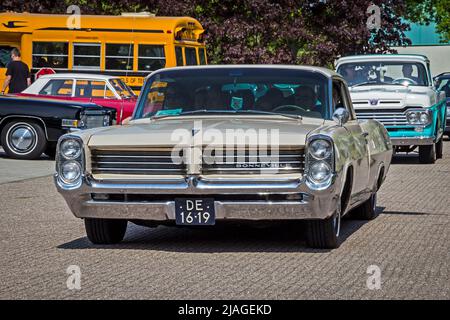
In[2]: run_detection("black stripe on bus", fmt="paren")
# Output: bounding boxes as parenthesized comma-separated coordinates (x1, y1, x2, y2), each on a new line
(37, 27, 165, 33)
(31, 69, 151, 78)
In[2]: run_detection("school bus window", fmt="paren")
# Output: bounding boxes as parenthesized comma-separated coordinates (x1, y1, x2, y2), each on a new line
(199, 48, 207, 65)
(175, 46, 184, 66)
(185, 47, 197, 66)
(138, 45, 166, 71)
(0, 46, 14, 68)
(73, 43, 101, 70)
(32, 42, 68, 69)
(39, 79, 73, 96)
(75, 80, 106, 98)
(105, 44, 134, 71)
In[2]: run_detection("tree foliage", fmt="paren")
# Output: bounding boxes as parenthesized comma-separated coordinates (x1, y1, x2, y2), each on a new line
(0, 0, 420, 66)
(404, 0, 450, 42)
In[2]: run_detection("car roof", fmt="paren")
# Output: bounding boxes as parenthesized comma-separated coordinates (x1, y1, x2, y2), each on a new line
(336, 54, 430, 65)
(147, 64, 342, 80)
(38, 73, 118, 80)
(434, 72, 450, 79)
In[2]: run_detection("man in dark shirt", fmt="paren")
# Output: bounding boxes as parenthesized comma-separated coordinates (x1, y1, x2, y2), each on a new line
(1, 48, 31, 94)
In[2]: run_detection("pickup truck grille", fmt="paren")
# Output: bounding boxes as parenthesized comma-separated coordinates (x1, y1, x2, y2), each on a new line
(356, 108, 413, 126)
(202, 148, 305, 175)
(90, 148, 186, 175)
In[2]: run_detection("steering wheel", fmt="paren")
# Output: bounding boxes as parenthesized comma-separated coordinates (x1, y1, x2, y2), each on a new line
(272, 105, 308, 113)
(392, 77, 418, 86)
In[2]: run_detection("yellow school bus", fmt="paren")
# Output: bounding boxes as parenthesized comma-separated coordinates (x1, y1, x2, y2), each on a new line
(0, 12, 207, 93)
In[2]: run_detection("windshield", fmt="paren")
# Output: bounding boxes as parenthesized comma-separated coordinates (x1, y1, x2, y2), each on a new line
(109, 78, 136, 98)
(134, 68, 331, 120)
(337, 61, 429, 87)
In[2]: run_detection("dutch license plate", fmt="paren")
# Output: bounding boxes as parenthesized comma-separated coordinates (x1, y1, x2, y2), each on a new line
(175, 198, 215, 226)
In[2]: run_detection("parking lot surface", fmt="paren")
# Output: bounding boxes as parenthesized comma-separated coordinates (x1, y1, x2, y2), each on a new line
(0, 142, 449, 299)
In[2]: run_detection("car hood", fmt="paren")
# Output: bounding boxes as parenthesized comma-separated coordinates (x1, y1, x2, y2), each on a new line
(349, 85, 434, 108)
(87, 116, 325, 148)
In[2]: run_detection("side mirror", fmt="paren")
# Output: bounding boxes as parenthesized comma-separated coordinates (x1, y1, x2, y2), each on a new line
(333, 108, 350, 126)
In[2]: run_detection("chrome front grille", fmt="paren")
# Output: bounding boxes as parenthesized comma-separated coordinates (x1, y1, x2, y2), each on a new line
(202, 148, 305, 175)
(90, 148, 186, 175)
(356, 108, 415, 126)
(81, 111, 109, 129)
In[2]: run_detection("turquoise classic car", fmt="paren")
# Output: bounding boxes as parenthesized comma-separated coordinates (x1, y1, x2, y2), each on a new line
(336, 54, 446, 164)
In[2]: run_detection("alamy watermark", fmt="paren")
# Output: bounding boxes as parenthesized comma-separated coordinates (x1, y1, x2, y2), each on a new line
(366, 265, 382, 290)
(66, 265, 81, 290)
(66, 5, 81, 30)
(367, 4, 381, 31)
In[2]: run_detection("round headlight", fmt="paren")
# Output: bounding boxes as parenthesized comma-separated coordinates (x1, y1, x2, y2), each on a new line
(309, 139, 332, 160)
(60, 139, 82, 159)
(309, 161, 332, 184)
(407, 112, 419, 124)
(61, 161, 82, 183)
(419, 112, 429, 124)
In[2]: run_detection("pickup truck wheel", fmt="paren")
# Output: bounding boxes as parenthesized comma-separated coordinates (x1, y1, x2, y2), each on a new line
(435, 138, 443, 159)
(306, 210, 340, 249)
(84, 218, 127, 244)
(419, 144, 436, 164)
(349, 193, 377, 220)
(0, 121, 47, 160)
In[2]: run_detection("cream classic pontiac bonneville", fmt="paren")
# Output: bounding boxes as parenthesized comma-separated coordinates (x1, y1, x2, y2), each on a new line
(55, 66, 392, 249)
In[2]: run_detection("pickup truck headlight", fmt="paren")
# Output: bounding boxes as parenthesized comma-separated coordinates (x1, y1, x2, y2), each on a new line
(305, 135, 334, 190)
(56, 136, 84, 188)
(406, 110, 432, 126)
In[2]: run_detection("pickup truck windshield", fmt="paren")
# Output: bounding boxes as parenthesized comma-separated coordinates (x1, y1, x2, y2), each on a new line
(337, 61, 429, 87)
(134, 68, 330, 120)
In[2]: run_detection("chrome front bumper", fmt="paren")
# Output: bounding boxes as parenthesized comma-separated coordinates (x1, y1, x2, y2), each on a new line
(55, 175, 341, 222)
(390, 137, 434, 146)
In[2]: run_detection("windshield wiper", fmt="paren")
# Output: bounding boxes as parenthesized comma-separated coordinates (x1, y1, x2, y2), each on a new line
(151, 109, 303, 120)
(150, 109, 229, 120)
(234, 109, 302, 120)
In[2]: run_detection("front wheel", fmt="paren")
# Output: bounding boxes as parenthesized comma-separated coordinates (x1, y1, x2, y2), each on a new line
(0, 121, 47, 160)
(84, 218, 128, 244)
(306, 211, 340, 249)
(349, 193, 377, 220)
(419, 144, 436, 164)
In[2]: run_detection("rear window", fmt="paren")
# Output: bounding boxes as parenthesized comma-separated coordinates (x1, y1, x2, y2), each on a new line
(39, 79, 73, 96)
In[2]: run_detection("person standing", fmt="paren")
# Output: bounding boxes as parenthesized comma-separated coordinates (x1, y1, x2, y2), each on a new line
(1, 48, 31, 94)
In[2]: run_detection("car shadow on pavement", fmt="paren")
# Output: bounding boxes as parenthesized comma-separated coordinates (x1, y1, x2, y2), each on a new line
(391, 153, 422, 165)
(57, 209, 381, 253)
(0, 149, 53, 161)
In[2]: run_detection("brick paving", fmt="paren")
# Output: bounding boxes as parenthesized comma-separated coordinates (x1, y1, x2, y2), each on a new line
(0, 141, 449, 299)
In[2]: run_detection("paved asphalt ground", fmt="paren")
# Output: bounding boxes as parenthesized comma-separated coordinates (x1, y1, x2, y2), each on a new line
(0, 142, 449, 300)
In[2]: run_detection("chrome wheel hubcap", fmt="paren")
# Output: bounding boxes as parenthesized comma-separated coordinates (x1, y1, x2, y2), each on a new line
(8, 124, 36, 153)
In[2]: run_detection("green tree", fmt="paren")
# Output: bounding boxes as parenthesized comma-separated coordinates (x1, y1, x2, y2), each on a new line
(404, 0, 450, 42)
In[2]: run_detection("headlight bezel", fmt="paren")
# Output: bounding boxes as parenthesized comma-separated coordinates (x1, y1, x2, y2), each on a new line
(405, 109, 432, 127)
(305, 135, 335, 190)
(56, 135, 85, 188)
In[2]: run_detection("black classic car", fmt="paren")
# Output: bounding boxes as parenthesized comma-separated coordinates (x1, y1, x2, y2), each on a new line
(0, 95, 115, 159)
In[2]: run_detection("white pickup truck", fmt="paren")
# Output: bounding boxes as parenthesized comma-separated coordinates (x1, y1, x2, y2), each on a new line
(336, 54, 446, 164)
